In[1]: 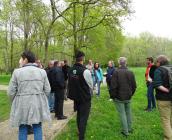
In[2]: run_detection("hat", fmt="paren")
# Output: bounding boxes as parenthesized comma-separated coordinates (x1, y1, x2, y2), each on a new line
(75, 51, 85, 58)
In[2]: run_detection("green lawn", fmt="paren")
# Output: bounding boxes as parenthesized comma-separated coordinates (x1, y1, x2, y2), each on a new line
(55, 67, 163, 140)
(0, 91, 10, 122)
(0, 75, 11, 85)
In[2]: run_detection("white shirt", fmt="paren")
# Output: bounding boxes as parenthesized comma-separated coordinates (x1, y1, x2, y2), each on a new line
(83, 69, 93, 89)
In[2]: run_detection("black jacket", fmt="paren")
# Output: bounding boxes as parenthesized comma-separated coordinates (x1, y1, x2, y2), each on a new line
(62, 64, 70, 81)
(48, 66, 65, 92)
(153, 67, 172, 101)
(68, 63, 91, 103)
(149, 65, 157, 80)
(110, 66, 137, 101)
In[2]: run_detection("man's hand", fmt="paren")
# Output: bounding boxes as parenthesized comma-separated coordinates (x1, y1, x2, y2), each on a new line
(157, 86, 169, 93)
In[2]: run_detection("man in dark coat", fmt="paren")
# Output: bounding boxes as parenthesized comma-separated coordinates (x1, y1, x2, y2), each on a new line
(68, 51, 93, 140)
(49, 61, 67, 120)
(110, 57, 137, 137)
(62, 60, 70, 100)
(45, 60, 55, 112)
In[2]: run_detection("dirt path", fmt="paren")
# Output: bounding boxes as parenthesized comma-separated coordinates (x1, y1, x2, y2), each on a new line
(0, 100, 75, 140)
(0, 85, 8, 91)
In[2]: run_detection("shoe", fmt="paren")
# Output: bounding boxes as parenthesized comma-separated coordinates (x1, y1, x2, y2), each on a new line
(152, 107, 156, 110)
(57, 116, 67, 120)
(50, 110, 55, 113)
(145, 108, 152, 112)
(144, 107, 148, 111)
(27, 125, 33, 135)
(121, 132, 129, 137)
(129, 129, 134, 134)
(109, 99, 113, 101)
(96, 96, 100, 98)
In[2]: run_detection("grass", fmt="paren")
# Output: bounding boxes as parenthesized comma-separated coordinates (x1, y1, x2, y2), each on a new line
(0, 75, 11, 85)
(0, 91, 10, 122)
(55, 67, 163, 140)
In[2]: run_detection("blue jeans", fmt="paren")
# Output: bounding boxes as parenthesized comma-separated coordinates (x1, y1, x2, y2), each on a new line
(18, 123, 42, 140)
(147, 82, 156, 109)
(48, 92, 54, 111)
(95, 81, 101, 96)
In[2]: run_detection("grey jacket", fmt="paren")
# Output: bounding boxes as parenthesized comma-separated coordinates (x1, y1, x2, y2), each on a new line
(8, 64, 51, 127)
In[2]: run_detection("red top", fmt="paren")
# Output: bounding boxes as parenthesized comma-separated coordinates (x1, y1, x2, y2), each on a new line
(145, 63, 153, 81)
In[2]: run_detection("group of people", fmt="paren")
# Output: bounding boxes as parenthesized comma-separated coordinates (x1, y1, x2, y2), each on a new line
(44, 60, 70, 120)
(7, 50, 172, 140)
(144, 56, 172, 140)
(85, 59, 116, 100)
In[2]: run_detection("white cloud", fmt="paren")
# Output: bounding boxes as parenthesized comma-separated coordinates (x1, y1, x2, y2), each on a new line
(123, 0, 172, 38)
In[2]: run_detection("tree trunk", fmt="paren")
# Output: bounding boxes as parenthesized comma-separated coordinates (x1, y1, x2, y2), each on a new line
(44, 36, 49, 64)
(78, 1, 88, 48)
(10, 22, 14, 74)
(4, 23, 10, 73)
(73, 2, 78, 59)
(22, 0, 30, 50)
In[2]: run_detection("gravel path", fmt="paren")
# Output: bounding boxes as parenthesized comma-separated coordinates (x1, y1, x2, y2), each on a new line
(0, 98, 75, 140)
(0, 85, 8, 91)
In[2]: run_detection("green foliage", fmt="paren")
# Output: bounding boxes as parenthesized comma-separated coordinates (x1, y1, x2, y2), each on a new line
(122, 32, 172, 66)
(0, 0, 131, 71)
(85, 25, 124, 65)
(0, 75, 11, 85)
(0, 91, 10, 122)
(55, 67, 163, 140)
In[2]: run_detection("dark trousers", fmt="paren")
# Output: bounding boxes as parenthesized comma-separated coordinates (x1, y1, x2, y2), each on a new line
(75, 101, 91, 140)
(106, 80, 111, 96)
(147, 82, 156, 109)
(54, 89, 64, 117)
(64, 80, 68, 99)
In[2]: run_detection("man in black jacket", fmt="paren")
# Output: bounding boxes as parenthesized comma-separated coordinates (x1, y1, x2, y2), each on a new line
(110, 57, 137, 137)
(68, 51, 93, 140)
(153, 55, 172, 140)
(62, 60, 70, 100)
(45, 60, 55, 112)
(49, 61, 67, 120)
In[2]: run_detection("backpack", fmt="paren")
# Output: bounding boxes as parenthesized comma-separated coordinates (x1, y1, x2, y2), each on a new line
(160, 65, 172, 89)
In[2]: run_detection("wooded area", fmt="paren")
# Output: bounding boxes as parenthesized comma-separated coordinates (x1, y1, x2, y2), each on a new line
(122, 32, 172, 66)
(0, 0, 131, 73)
(0, 0, 171, 73)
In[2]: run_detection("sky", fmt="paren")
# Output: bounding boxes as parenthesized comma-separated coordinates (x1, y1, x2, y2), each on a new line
(123, 0, 172, 38)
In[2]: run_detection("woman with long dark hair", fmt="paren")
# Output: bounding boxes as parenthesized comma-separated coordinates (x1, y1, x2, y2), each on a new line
(94, 62, 103, 97)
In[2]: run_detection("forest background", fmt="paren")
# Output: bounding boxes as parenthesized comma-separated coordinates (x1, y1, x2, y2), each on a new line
(0, 0, 171, 73)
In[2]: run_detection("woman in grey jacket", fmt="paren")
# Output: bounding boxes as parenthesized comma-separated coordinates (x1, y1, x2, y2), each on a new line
(8, 51, 51, 140)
